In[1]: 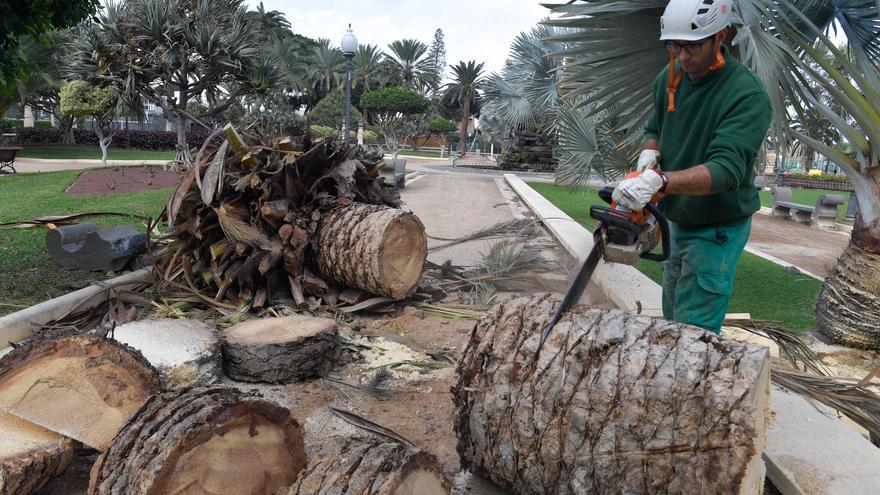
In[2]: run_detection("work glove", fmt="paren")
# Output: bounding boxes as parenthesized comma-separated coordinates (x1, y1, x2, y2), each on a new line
(636, 148, 661, 172)
(612, 169, 664, 211)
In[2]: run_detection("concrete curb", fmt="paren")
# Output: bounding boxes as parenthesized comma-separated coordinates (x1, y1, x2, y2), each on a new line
(383, 154, 449, 162)
(0, 267, 151, 351)
(15, 158, 171, 166)
(503, 174, 663, 315)
(744, 246, 824, 281)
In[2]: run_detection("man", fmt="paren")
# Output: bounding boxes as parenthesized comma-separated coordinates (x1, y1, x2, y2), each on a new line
(611, 0, 772, 334)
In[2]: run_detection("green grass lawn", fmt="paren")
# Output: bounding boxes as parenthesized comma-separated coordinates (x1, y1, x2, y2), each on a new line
(16, 146, 176, 161)
(758, 187, 853, 223)
(391, 150, 444, 159)
(528, 181, 822, 331)
(0, 170, 170, 316)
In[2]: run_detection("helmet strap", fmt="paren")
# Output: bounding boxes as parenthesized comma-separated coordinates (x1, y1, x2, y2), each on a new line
(666, 52, 684, 113)
(709, 36, 727, 71)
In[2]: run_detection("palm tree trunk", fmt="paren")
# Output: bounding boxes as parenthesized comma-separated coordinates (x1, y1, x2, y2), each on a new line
(459, 97, 470, 157)
(815, 170, 880, 348)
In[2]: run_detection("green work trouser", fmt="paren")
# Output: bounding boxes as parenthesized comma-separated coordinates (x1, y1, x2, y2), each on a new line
(661, 217, 751, 334)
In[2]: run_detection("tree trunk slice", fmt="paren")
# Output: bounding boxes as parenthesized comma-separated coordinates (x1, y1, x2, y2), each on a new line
(0, 411, 78, 495)
(222, 315, 340, 383)
(816, 242, 880, 349)
(453, 295, 771, 495)
(88, 386, 307, 495)
(315, 203, 427, 300)
(0, 336, 161, 451)
(284, 436, 447, 495)
(113, 318, 222, 388)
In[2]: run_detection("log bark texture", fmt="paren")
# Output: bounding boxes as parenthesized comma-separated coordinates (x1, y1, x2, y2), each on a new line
(0, 335, 161, 451)
(88, 386, 307, 495)
(222, 315, 340, 383)
(315, 203, 427, 300)
(0, 411, 78, 495)
(113, 318, 222, 388)
(816, 242, 880, 348)
(284, 436, 447, 495)
(453, 295, 770, 495)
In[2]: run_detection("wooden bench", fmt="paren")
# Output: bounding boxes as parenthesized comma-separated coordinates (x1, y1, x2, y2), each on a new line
(771, 186, 844, 230)
(0, 146, 22, 174)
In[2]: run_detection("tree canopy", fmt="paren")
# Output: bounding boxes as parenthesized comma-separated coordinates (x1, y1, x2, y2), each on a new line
(0, 0, 99, 90)
(361, 86, 431, 115)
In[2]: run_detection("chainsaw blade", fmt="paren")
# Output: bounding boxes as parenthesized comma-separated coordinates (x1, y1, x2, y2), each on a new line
(539, 239, 603, 346)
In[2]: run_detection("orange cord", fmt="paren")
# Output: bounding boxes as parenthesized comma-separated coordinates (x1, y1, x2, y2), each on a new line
(666, 52, 683, 113)
(709, 41, 727, 71)
(667, 42, 726, 113)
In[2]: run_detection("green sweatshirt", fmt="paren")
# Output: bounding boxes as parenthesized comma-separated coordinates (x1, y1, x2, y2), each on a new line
(644, 47, 772, 228)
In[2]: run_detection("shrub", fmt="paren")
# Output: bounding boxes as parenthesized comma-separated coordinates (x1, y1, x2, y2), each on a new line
(426, 118, 457, 134)
(785, 172, 850, 183)
(309, 124, 334, 137)
(15, 127, 208, 150)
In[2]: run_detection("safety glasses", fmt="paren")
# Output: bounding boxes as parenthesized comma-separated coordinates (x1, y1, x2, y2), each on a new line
(665, 37, 714, 56)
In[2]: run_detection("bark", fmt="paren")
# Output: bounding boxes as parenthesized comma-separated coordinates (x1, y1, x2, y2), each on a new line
(113, 318, 222, 389)
(283, 436, 446, 495)
(453, 295, 770, 495)
(222, 314, 340, 383)
(0, 411, 78, 495)
(815, 240, 880, 348)
(459, 97, 470, 156)
(88, 386, 307, 495)
(315, 203, 427, 300)
(0, 335, 161, 451)
(815, 173, 880, 348)
(62, 117, 75, 145)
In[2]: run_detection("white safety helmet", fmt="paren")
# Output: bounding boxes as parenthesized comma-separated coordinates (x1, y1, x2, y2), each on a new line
(660, 0, 733, 41)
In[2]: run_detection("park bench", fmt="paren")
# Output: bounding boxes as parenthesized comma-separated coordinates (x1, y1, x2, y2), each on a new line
(0, 146, 22, 174)
(771, 186, 845, 230)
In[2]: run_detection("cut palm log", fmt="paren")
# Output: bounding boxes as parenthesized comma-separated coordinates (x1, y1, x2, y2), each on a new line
(222, 315, 339, 383)
(0, 411, 78, 495)
(113, 318, 222, 388)
(284, 436, 446, 495)
(0, 336, 161, 451)
(453, 295, 771, 495)
(88, 386, 307, 495)
(315, 203, 427, 299)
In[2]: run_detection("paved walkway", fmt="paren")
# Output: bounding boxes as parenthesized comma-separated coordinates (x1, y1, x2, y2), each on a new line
(748, 211, 849, 278)
(7, 158, 169, 174)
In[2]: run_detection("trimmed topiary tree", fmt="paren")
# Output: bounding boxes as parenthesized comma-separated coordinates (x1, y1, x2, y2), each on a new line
(360, 86, 430, 159)
(60, 80, 119, 167)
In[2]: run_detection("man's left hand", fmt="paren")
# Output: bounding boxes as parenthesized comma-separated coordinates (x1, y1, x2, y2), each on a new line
(612, 170, 664, 211)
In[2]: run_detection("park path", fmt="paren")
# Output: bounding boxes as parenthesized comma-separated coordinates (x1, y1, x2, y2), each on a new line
(747, 212, 849, 278)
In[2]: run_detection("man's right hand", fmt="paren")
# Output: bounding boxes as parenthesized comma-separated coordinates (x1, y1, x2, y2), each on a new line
(636, 148, 661, 172)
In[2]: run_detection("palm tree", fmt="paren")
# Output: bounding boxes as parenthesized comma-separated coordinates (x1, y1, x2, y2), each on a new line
(301, 39, 346, 99)
(444, 61, 485, 156)
(384, 39, 438, 94)
(353, 44, 385, 92)
(545, 0, 880, 347)
(66, 0, 282, 164)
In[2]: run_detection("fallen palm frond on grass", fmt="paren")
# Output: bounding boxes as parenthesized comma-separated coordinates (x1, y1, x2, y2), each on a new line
(0, 211, 150, 230)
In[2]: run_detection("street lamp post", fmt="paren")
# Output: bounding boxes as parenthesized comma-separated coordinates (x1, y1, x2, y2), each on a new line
(341, 24, 358, 146)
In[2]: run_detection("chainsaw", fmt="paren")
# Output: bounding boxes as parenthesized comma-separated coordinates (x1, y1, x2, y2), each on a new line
(539, 175, 670, 346)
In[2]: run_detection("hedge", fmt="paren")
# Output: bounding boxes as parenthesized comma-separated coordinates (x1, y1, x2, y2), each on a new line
(15, 127, 209, 150)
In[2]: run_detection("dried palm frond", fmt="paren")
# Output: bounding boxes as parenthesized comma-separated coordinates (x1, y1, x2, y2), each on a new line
(215, 203, 273, 250)
(723, 318, 829, 376)
(771, 365, 880, 440)
(427, 218, 541, 252)
(416, 302, 486, 320)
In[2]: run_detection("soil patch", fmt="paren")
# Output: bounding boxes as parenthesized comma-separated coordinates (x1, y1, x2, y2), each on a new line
(66, 167, 182, 197)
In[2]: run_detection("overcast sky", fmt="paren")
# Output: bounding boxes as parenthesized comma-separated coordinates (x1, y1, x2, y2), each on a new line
(248, 1, 554, 78)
